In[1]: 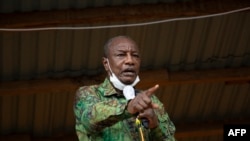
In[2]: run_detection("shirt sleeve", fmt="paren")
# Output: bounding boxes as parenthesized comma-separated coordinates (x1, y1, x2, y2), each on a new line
(74, 86, 132, 136)
(149, 95, 176, 141)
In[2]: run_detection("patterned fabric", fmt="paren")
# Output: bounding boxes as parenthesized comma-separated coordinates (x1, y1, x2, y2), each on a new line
(74, 78, 176, 141)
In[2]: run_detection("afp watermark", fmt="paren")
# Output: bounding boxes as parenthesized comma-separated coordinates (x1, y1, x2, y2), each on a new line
(224, 124, 250, 141)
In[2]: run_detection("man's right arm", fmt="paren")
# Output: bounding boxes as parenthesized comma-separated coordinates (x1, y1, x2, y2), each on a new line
(74, 86, 131, 135)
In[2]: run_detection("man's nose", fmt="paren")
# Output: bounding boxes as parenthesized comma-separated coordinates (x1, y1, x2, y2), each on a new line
(125, 54, 134, 65)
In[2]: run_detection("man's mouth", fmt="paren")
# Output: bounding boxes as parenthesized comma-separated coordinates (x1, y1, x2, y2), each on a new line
(122, 69, 136, 76)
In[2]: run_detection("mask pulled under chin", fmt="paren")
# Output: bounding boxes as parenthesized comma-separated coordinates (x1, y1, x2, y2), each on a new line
(109, 73, 140, 100)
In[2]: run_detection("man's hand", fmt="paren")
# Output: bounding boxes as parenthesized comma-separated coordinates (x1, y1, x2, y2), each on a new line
(127, 84, 159, 128)
(138, 108, 159, 128)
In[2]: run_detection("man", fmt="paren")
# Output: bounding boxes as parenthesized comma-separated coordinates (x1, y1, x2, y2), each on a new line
(74, 35, 176, 141)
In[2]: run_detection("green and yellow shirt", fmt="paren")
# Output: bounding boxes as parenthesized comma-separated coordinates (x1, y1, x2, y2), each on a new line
(74, 78, 176, 141)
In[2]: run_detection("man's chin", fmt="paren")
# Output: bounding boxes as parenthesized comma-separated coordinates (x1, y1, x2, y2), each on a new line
(121, 78, 136, 85)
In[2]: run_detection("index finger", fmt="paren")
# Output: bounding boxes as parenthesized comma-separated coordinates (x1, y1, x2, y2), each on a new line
(145, 84, 159, 97)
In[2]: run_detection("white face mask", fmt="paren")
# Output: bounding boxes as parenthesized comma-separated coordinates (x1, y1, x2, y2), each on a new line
(106, 59, 140, 100)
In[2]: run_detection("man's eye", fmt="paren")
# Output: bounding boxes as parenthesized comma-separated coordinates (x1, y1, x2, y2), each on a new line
(133, 54, 140, 58)
(117, 54, 125, 56)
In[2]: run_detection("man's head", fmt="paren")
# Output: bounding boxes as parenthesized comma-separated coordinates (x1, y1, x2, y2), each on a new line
(103, 35, 141, 85)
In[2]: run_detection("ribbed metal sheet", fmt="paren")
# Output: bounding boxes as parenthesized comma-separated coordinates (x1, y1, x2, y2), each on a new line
(0, 1, 250, 140)
(1, 11, 249, 81)
(0, 0, 190, 13)
(0, 91, 76, 136)
(156, 82, 250, 122)
(1, 82, 249, 140)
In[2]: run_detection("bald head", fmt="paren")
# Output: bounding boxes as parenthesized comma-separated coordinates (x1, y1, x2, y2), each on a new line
(103, 35, 139, 58)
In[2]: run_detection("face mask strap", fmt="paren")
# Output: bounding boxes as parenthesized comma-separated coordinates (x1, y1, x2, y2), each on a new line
(106, 58, 114, 76)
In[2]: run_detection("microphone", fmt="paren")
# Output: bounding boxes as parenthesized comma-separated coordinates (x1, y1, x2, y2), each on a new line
(141, 118, 149, 129)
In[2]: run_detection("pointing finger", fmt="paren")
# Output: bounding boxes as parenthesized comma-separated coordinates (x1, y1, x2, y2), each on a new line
(145, 84, 159, 97)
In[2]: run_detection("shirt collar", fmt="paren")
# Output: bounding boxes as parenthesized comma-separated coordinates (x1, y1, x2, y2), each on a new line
(98, 77, 118, 96)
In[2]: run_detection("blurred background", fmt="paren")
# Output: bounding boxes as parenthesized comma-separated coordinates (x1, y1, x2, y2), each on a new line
(0, 0, 250, 140)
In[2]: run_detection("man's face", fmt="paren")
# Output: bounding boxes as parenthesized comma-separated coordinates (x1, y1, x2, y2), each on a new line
(104, 37, 141, 85)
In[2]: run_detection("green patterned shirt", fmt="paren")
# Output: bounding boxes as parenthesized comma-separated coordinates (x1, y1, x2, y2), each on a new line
(74, 78, 176, 141)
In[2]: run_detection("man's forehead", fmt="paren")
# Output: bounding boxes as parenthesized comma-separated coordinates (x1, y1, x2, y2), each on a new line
(109, 37, 139, 51)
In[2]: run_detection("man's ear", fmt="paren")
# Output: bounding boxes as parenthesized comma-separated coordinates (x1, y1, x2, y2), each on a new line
(102, 57, 109, 72)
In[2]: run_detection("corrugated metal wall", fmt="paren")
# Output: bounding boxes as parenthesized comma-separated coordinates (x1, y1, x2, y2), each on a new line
(1, 11, 249, 81)
(0, 0, 190, 13)
(0, 0, 250, 140)
(157, 82, 250, 122)
(1, 82, 249, 140)
(0, 91, 76, 136)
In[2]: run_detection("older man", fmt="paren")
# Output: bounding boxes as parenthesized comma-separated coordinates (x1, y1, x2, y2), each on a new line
(74, 35, 176, 141)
